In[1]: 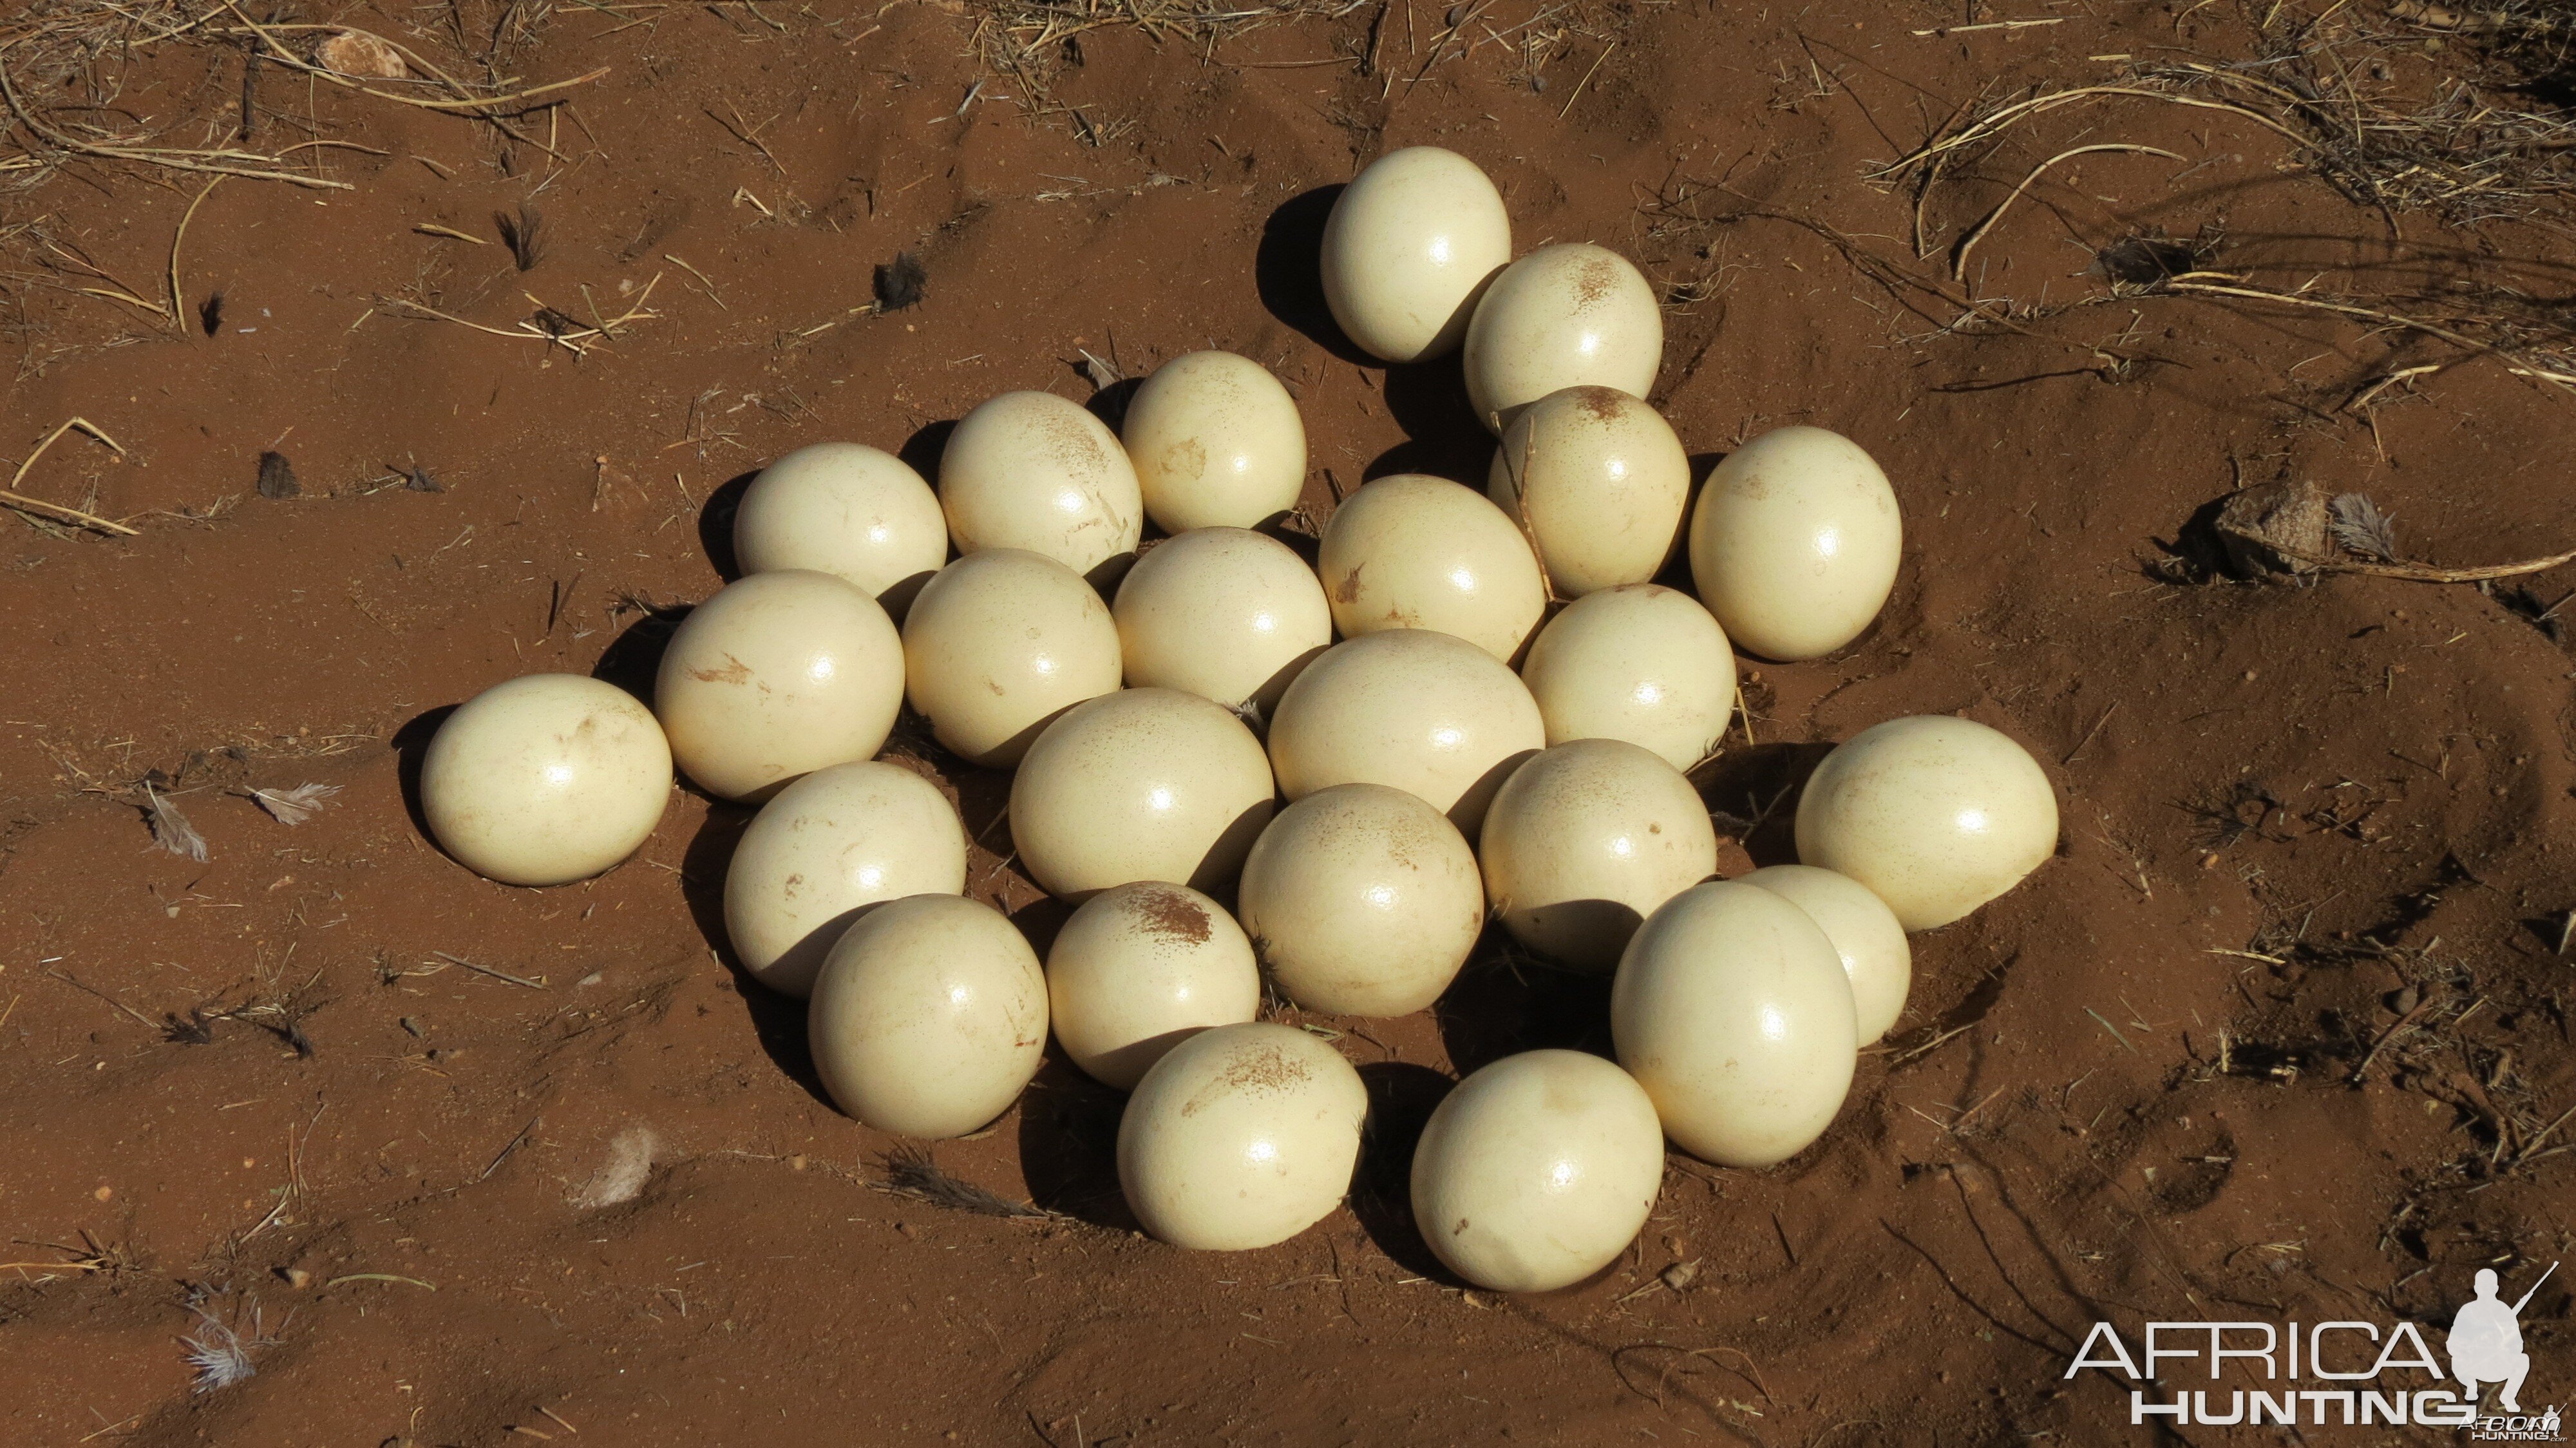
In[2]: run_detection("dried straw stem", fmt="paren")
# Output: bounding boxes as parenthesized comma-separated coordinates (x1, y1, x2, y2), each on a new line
(2, 417, 135, 536)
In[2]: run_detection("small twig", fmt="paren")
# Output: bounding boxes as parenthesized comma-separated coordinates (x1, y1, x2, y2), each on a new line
(2347, 998, 2435, 1085)
(326, 1273, 437, 1290)
(2085, 1007, 2137, 1053)
(169, 176, 226, 333)
(2062, 700, 2119, 765)
(1912, 17, 2064, 34)
(1558, 39, 1615, 119)
(430, 950, 547, 987)
(2269, 540, 2576, 584)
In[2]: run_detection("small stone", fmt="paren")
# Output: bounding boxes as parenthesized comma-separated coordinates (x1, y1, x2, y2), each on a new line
(314, 31, 408, 79)
(2214, 479, 2329, 580)
(1658, 1260, 1699, 1291)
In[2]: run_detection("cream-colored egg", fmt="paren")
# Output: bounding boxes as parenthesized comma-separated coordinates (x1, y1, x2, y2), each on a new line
(1118, 1021, 1368, 1250)
(1009, 688, 1276, 901)
(1688, 426, 1902, 662)
(1409, 1050, 1664, 1292)
(1319, 146, 1513, 365)
(1792, 716, 2058, 931)
(732, 443, 948, 618)
(1113, 528, 1331, 719)
(901, 549, 1123, 768)
(1479, 739, 1717, 974)
(723, 761, 967, 998)
(1122, 352, 1307, 533)
(1732, 864, 1911, 1044)
(1047, 881, 1262, 1090)
(421, 674, 672, 886)
(807, 893, 1048, 1139)
(1236, 783, 1484, 1017)
(1611, 881, 1857, 1167)
(654, 570, 904, 802)
(1518, 586, 1737, 772)
(938, 390, 1143, 581)
(1487, 386, 1690, 596)
(1462, 243, 1662, 433)
(1318, 473, 1547, 664)
(1265, 629, 1544, 835)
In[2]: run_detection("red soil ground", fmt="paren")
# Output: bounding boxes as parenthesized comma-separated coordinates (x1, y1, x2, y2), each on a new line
(2, 1, 2570, 1442)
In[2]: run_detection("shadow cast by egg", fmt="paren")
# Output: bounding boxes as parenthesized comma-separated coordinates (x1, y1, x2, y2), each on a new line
(1346, 1059, 1455, 1282)
(1014, 1052, 1139, 1228)
(1256, 185, 1373, 367)
(694, 468, 759, 583)
(680, 802, 840, 1109)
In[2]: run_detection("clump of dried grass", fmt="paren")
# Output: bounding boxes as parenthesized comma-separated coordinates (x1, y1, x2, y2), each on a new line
(961, 0, 1367, 125)
(181, 1295, 278, 1393)
(876, 1145, 1064, 1221)
(1862, 1, 2576, 401)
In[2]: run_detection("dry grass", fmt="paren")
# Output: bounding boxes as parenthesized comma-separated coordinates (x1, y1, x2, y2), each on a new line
(1842, 1, 2576, 406)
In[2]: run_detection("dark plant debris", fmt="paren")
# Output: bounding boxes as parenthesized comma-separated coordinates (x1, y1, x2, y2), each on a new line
(255, 451, 299, 500)
(495, 204, 546, 272)
(875, 251, 926, 312)
(2092, 236, 2199, 287)
(878, 1145, 1059, 1220)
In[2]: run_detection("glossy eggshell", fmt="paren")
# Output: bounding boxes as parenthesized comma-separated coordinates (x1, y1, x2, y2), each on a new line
(421, 674, 672, 886)
(1317, 473, 1547, 664)
(732, 443, 948, 618)
(1117, 1021, 1368, 1250)
(938, 390, 1143, 582)
(1122, 352, 1307, 532)
(1265, 629, 1544, 835)
(1462, 243, 1662, 432)
(807, 894, 1048, 1139)
(1486, 386, 1690, 596)
(1479, 739, 1718, 974)
(1113, 528, 1331, 718)
(654, 570, 904, 802)
(1007, 688, 1277, 901)
(1732, 864, 1911, 1044)
(1792, 715, 2058, 931)
(1235, 782, 1484, 1017)
(1046, 881, 1262, 1090)
(900, 549, 1123, 768)
(1318, 146, 1513, 364)
(1610, 881, 1857, 1167)
(1687, 426, 1902, 662)
(723, 761, 967, 998)
(1409, 1050, 1665, 1293)
(1518, 585, 1737, 772)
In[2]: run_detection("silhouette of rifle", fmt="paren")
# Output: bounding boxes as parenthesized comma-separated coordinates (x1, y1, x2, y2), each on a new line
(2510, 1262, 2557, 1316)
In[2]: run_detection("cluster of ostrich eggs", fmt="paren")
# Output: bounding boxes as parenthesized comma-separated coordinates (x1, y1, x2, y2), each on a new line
(413, 145, 2059, 1295)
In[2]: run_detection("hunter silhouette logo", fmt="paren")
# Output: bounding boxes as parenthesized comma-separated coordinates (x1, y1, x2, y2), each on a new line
(2065, 1261, 2561, 1432)
(2452, 1264, 2548, 1414)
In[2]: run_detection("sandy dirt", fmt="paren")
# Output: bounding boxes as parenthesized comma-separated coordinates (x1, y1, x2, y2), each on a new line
(2, 0, 2572, 1442)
